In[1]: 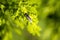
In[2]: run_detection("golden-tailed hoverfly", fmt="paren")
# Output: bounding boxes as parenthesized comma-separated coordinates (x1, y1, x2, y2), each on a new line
(24, 13, 32, 23)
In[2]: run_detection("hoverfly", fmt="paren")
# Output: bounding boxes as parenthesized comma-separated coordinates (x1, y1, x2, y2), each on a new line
(24, 13, 32, 23)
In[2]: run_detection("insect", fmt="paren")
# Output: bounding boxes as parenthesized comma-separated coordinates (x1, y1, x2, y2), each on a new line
(24, 13, 32, 23)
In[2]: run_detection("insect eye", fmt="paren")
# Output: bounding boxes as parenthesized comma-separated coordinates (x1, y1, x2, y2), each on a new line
(24, 13, 29, 17)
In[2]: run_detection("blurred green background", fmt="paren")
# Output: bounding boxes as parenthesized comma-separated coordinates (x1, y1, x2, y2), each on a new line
(0, 0, 60, 40)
